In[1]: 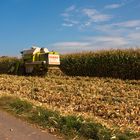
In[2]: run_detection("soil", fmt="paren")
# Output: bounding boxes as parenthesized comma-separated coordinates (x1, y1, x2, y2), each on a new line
(0, 110, 60, 140)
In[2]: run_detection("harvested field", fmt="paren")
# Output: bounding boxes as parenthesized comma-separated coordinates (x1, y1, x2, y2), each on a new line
(0, 74, 139, 133)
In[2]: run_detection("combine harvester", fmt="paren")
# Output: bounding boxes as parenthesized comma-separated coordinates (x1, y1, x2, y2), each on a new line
(8, 46, 63, 76)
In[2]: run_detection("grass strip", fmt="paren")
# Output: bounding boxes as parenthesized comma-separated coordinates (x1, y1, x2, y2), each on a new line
(0, 96, 139, 140)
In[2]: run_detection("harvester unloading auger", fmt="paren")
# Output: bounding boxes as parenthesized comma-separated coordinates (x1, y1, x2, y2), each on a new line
(8, 46, 63, 76)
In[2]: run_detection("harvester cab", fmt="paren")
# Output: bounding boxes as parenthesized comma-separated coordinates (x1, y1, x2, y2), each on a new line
(8, 46, 61, 75)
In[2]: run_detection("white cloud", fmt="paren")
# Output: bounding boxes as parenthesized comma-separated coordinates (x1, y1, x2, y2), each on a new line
(64, 18, 79, 24)
(105, 4, 123, 9)
(62, 5, 76, 17)
(93, 20, 140, 36)
(58, 4, 140, 53)
(61, 6, 112, 29)
(126, 32, 140, 46)
(105, 0, 136, 10)
(61, 13, 70, 17)
(86, 36, 128, 46)
(65, 5, 76, 12)
(95, 24, 114, 33)
(62, 19, 79, 28)
(113, 20, 140, 28)
(61, 5, 80, 27)
(61, 3, 139, 31)
(128, 32, 140, 40)
(52, 42, 90, 48)
(51, 42, 92, 53)
(62, 23, 73, 27)
(61, 5, 76, 17)
(94, 24, 129, 35)
(83, 8, 112, 23)
(50, 36, 132, 53)
(136, 27, 140, 30)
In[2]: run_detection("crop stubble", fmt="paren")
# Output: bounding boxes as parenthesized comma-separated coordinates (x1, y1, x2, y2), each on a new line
(0, 74, 139, 133)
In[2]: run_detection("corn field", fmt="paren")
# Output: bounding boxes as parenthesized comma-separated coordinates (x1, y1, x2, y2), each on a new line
(0, 49, 140, 135)
(0, 56, 18, 74)
(60, 49, 140, 79)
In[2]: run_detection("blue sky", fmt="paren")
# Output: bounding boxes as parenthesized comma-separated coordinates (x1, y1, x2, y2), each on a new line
(0, 0, 140, 56)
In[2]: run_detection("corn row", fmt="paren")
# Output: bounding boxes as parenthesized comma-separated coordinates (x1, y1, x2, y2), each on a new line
(0, 57, 19, 74)
(60, 49, 140, 79)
